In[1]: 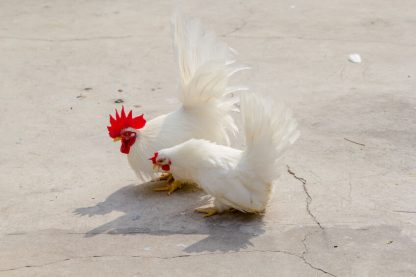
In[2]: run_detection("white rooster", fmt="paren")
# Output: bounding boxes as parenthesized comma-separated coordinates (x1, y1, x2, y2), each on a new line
(150, 93, 299, 216)
(107, 14, 247, 193)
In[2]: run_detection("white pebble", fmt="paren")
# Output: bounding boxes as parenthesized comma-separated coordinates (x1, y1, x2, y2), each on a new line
(348, 53, 362, 63)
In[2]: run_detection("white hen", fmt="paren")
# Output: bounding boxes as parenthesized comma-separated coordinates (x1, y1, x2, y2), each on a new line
(107, 15, 247, 190)
(152, 93, 299, 216)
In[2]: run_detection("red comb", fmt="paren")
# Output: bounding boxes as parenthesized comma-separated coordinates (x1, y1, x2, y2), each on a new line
(149, 152, 158, 164)
(107, 106, 146, 138)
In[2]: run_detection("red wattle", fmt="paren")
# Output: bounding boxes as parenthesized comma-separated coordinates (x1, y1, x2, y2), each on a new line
(161, 164, 170, 171)
(120, 137, 136, 154)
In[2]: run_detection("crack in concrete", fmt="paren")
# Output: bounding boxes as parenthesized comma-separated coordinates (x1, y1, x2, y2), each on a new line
(221, 20, 247, 37)
(300, 255, 337, 277)
(0, 35, 134, 42)
(0, 250, 294, 272)
(344, 138, 365, 147)
(287, 166, 323, 229)
(393, 210, 416, 214)
(300, 231, 337, 277)
(2, 33, 413, 48)
(225, 34, 416, 48)
(0, 248, 335, 275)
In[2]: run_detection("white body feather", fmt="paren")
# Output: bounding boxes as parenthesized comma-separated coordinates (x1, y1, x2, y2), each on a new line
(158, 94, 299, 212)
(127, 15, 247, 180)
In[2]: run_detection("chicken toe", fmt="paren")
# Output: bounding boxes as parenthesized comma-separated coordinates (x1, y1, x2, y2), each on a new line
(153, 179, 183, 195)
(195, 207, 219, 217)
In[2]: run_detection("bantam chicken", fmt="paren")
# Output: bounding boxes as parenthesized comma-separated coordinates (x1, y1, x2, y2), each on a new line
(150, 93, 299, 216)
(107, 14, 247, 193)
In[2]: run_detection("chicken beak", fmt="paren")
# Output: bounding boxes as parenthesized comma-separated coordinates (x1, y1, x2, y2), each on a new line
(113, 137, 122, 142)
(153, 164, 160, 172)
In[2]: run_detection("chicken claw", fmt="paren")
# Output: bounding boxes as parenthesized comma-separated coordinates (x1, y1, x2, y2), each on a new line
(195, 207, 218, 217)
(153, 180, 183, 195)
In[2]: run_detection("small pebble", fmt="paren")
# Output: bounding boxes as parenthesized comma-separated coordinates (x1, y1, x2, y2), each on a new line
(118, 89, 123, 92)
(84, 87, 92, 91)
(114, 99, 124, 103)
(348, 53, 362, 63)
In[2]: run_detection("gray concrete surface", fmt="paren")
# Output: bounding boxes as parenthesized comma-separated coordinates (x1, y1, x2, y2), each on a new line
(1, 0, 415, 276)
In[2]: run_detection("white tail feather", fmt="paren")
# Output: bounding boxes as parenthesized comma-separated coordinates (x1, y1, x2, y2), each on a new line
(239, 93, 300, 181)
(172, 14, 248, 143)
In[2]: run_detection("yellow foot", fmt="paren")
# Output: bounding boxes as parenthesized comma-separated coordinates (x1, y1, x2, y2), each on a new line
(195, 207, 219, 217)
(153, 180, 183, 195)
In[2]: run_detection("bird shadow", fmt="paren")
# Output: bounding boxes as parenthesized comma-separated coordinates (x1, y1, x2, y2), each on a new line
(74, 181, 265, 253)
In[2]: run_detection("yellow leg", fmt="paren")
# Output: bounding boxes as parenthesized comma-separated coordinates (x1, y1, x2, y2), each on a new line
(153, 184, 171, 192)
(195, 207, 219, 217)
(153, 179, 183, 195)
(167, 180, 182, 195)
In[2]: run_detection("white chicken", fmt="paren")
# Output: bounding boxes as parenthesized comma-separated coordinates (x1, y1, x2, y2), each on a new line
(151, 93, 299, 216)
(107, 14, 247, 193)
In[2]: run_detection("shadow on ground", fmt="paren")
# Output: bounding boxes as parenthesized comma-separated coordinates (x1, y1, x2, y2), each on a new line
(74, 181, 265, 253)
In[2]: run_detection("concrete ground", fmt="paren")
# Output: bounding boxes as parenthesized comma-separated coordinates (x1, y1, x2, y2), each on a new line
(1, 0, 415, 276)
